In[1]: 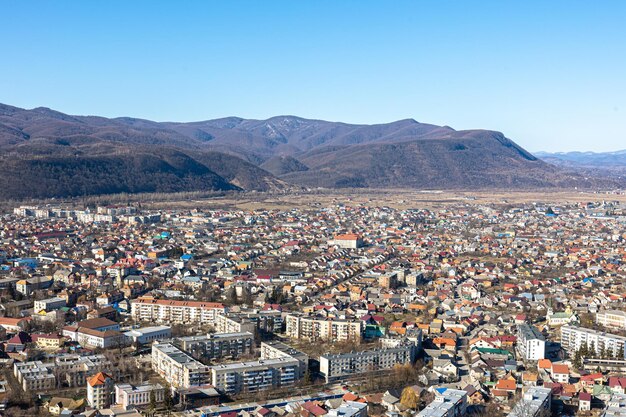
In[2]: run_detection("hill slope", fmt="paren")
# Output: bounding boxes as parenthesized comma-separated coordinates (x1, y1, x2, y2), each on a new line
(0, 103, 616, 198)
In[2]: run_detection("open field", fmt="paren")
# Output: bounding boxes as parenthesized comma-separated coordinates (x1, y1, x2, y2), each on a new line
(142, 188, 626, 211)
(3, 188, 626, 213)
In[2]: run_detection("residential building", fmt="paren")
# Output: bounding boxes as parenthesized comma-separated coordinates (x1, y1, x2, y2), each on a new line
(417, 388, 467, 417)
(517, 324, 546, 361)
(215, 314, 257, 335)
(604, 393, 626, 417)
(33, 297, 67, 312)
(285, 314, 363, 343)
(210, 357, 300, 394)
(131, 297, 227, 325)
(319, 343, 416, 383)
(87, 372, 114, 410)
(174, 332, 254, 361)
(561, 326, 626, 359)
(507, 387, 552, 417)
(597, 310, 626, 331)
(260, 341, 309, 379)
(151, 342, 211, 389)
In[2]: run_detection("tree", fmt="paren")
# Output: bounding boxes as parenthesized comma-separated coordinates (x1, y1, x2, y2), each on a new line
(400, 387, 419, 410)
(163, 384, 173, 416)
(148, 389, 157, 416)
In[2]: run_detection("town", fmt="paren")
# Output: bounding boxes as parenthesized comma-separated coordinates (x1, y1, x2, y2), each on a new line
(0, 197, 625, 417)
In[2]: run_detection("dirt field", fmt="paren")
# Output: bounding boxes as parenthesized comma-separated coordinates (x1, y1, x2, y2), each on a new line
(142, 188, 626, 211)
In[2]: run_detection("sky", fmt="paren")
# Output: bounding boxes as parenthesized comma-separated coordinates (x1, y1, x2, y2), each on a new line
(1, 1, 625, 152)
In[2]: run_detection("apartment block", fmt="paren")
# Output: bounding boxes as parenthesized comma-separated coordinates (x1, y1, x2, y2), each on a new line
(319, 342, 416, 383)
(174, 332, 254, 361)
(597, 310, 626, 331)
(14, 354, 114, 391)
(517, 324, 546, 361)
(151, 342, 211, 389)
(417, 388, 467, 417)
(260, 341, 309, 379)
(561, 326, 626, 359)
(131, 297, 227, 325)
(210, 357, 300, 394)
(285, 314, 363, 343)
(507, 387, 552, 417)
(215, 314, 257, 335)
(33, 297, 67, 312)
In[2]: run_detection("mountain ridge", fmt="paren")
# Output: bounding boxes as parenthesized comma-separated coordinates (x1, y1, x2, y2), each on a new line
(0, 103, 619, 199)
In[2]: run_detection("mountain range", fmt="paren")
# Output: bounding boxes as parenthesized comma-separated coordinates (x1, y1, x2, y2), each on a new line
(0, 103, 618, 199)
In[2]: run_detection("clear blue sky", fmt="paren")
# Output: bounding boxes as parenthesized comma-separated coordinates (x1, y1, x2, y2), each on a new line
(1, 1, 625, 152)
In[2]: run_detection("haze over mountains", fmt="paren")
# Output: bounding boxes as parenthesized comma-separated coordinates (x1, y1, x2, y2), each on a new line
(0, 103, 618, 199)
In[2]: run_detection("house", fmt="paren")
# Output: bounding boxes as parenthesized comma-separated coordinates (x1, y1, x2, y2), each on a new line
(432, 359, 458, 381)
(47, 397, 85, 415)
(579, 392, 591, 412)
(551, 364, 570, 384)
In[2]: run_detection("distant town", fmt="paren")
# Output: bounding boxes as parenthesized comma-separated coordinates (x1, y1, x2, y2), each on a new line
(0, 198, 625, 417)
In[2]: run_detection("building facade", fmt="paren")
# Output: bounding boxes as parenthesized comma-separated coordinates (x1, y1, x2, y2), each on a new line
(517, 324, 546, 361)
(561, 326, 626, 359)
(285, 314, 363, 343)
(131, 297, 226, 325)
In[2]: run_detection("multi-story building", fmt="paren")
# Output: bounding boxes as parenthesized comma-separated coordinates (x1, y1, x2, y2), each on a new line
(87, 372, 114, 410)
(238, 309, 284, 333)
(13, 361, 56, 392)
(151, 342, 211, 389)
(14, 354, 114, 391)
(597, 310, 626, 331)
(328, 234, 364, 249)
(561, 326, 626, 359)
(319, 342, 416, 383)
(33, 297, 67, 312)
(124, 325, 172, 345)
(131, 297, 227, 325)
(210, 357, 300, 394)
(507, 387, 552, 417)
(115, 382, 164, 410)
(260, 341, 309, 379)
(285, 314, 363, 343)
(604, 393, 626, 417)
(174, 332, 254, 361)
(417, 388, 467, 417)
(215, 314, 257, 335)
(517, 324, 546, 361)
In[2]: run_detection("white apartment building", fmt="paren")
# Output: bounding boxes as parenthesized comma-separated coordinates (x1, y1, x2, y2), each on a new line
(115, 382, 164, 410)
(87, 372, 114, 410)
(561, 325, 626, 359)
(285, 314, 363, 343)
(210, 357, 300, 394)
(151, 342, 211, 389)
(517, 324, 546, 361)
(320, 343, 416, 383)
(131, 297, 227, 325)
(597, 310, 626, 331)
(418, 388, 467, 417)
